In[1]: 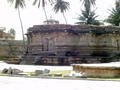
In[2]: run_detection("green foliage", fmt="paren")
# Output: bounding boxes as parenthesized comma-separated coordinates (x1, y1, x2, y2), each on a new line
(105, 0, 120, 26)
(76, 0, 101, 25)
(8, 28, 16, 36)
(80, 0, 96, 6)
(33, 0, 53, 8)
(0, 56, 6, 59)
(53, 0, 70, 24)
(33, 0, 54, 23)
(8, 0, 25, 8)
(91, 20, 104, 26)
(80, 0, 96, 13)
(76, 9, 99, 25)
(49, 70, 71, 76)
(24, 37, 27, 41)
(49, 70, 71, 78)
(8, 0, 26, 49)
(76, 4, 102, 25)
(53, 0, 70, 13)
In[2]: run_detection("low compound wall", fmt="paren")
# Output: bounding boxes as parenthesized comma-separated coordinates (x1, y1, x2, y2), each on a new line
(0, 40, 24, 56)
(0, 40, 24, 63)
(72, 63, 120, 77)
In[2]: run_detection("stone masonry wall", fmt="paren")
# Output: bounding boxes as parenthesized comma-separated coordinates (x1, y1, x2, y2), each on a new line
(0, 40, 24, 57)
(30, 32, 119, 47)
(29, 32, 119, 55)
(72, 65, 120, 77)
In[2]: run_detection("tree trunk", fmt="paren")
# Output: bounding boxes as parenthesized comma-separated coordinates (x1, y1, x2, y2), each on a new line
(18, 7, 25, 50)
(43, 7, 48, 23)
(63, 12, 67, 24)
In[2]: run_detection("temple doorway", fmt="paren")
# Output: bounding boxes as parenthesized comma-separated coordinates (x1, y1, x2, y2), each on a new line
(43, 38, 54, 51)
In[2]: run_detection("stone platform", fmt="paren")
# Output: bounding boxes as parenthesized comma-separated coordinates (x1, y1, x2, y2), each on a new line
(72, 62, 120, 77)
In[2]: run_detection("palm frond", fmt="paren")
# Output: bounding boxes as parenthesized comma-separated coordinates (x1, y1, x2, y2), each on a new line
(80, 0, 95, 6)
(8, 0, 25, 9)
(53, 0, 70, 13)
(8, 0, 14, 3)
(105, 0, 120, 26)
(33, 0, 38, 5)
(33, 0, 53, 8)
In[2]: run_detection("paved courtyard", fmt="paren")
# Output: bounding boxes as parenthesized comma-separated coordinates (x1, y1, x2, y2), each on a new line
(0, 76, 120, 90)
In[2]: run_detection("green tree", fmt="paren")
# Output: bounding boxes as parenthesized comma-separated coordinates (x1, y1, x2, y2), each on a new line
(80, 0, 95, 11)
(8, 0, 25, 48)
(53, 0, 70, 24)
(80, 0, 95, 6)
(33, 0, 53, 22)
(80, 0, 96, 6)
(105, 0, 120, 26)
(76, 9, 98, 25)
(91, 20, 103, 26)
(8, 28, 16, 36)
(76, 0, 101, 25)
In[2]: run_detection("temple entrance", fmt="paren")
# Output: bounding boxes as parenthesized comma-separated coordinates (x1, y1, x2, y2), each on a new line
(43, 38, 54, 51)
(48, 38, 53, 51)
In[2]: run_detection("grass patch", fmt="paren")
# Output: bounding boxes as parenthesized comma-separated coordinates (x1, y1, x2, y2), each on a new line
(0, 72, 35, 76)
(0, 56, 6, 59)
(49, 70, 71, 75)
(49, 70, 71, 78)
(0, 72, 9, 76)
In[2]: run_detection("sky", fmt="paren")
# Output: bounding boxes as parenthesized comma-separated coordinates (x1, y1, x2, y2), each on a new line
(0, 0, 115, 40)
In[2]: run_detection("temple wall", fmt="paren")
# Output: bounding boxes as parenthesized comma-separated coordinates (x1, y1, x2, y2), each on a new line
(27, 31, 120, 57)
(29, 32, 119, 49)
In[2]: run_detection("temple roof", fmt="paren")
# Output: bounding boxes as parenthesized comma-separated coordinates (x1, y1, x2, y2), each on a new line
(27, 24, 120, 34)
(43, 19, 59, 25)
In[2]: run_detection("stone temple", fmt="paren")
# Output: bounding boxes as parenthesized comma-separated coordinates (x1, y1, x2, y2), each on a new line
(20, 21, 120, 65)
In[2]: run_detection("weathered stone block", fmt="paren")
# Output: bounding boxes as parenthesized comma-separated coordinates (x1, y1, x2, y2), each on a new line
(35, 70, 43, 76)
(12, 69, 23, 75)
(43, 69, 50, 74)
(2, 68, 8, 73)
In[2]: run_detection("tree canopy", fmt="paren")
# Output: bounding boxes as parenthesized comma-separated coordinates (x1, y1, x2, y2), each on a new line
(76, 0, 102, 25)
(8, 28, 16, 36)
(53, 0, 70, 13)
(105, 0, 120, 26)
(53, 0, 70, 24)
(8, 0, 25, 8)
